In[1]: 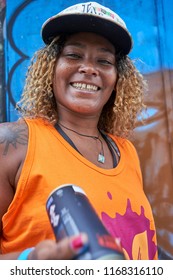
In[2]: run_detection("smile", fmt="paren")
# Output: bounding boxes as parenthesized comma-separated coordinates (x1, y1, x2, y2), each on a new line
(71, 83, 99, 91)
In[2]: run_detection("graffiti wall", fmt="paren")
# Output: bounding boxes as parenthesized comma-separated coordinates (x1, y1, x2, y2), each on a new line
(0, 0, 6, 122)
(1, 0, 173, 258)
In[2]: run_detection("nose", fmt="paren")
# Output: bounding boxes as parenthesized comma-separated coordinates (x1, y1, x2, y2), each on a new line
(79, 61, 99, 76)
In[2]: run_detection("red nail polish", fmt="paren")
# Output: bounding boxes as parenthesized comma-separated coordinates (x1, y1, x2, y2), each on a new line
(71, 235, 84, 250)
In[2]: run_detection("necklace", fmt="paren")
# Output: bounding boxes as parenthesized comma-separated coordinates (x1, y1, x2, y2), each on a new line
(59, 123, 105, 164)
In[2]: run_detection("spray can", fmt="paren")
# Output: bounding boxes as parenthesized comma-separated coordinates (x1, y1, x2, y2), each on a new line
(46, 184, 124, 260)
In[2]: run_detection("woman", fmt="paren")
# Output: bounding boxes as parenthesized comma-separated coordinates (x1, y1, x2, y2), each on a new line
(0, 2, 158, 260)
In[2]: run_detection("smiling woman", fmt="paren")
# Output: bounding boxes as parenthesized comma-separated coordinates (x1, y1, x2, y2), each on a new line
(53, 32, 117, 117)
(0, 2, 157, 260)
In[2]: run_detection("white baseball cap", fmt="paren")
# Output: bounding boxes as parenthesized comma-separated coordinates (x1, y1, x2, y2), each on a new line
(41, 2, 133, 55)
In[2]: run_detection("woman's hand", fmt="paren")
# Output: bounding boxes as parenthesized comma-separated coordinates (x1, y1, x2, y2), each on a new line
(28, 233, 88, 260)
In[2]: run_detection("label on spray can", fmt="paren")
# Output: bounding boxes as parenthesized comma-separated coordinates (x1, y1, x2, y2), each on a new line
(46, 184, 124, 260)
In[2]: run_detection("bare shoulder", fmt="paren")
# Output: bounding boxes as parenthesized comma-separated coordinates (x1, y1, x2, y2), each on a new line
(0, 118, 28, 186)
(0, 119, 28, 155)
(0, 119, 29, 186)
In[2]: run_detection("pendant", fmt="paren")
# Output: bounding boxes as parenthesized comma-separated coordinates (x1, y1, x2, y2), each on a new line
(98, 153, 105, 164)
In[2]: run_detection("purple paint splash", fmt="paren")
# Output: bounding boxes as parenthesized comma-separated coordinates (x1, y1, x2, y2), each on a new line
(101, 198, 157, 259)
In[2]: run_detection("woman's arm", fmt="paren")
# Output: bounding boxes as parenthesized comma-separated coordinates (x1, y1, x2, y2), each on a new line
(0, 120, 88, 260)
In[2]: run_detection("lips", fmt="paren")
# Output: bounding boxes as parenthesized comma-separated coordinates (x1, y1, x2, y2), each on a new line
(71, 82, 100, 91)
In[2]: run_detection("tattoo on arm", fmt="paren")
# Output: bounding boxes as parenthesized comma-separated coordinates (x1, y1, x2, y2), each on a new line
(0, 123, 28, 155)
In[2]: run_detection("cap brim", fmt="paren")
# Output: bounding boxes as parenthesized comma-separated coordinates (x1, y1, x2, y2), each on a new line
(42, 14, 132, 55)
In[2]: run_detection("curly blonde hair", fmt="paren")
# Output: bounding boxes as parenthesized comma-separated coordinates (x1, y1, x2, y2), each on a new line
(17, 35, 147, 137)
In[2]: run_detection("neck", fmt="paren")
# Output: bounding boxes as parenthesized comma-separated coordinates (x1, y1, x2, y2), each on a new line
(58, 118, 100, 137)
(58, 122, 100, 139)
(57, 105, 101, 135)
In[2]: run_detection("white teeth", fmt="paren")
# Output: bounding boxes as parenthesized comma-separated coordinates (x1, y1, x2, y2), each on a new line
(72, 83, 98, 91)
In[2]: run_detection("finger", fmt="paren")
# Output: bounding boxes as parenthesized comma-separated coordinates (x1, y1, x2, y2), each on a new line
(29, 233, 88, 260)
(56, 233, 89, 260)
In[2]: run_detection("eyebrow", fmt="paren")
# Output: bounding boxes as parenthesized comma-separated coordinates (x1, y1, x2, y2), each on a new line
(64, 42, 115, 55)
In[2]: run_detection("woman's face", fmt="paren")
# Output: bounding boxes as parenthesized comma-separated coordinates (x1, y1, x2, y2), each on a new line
(53, 32, 117, 117)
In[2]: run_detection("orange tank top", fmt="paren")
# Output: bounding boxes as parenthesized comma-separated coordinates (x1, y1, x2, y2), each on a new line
(1, 118, 157, 259)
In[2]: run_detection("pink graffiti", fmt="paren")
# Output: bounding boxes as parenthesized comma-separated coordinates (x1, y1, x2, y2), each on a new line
(101, 197, 157, 259)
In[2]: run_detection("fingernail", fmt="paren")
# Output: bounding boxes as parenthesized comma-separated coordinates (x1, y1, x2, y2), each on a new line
(70, 234, 88, 252)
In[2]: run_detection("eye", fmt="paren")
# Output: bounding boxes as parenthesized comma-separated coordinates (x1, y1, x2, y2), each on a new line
(65, 53, 82, 59)
(98, 59, 114, 66)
